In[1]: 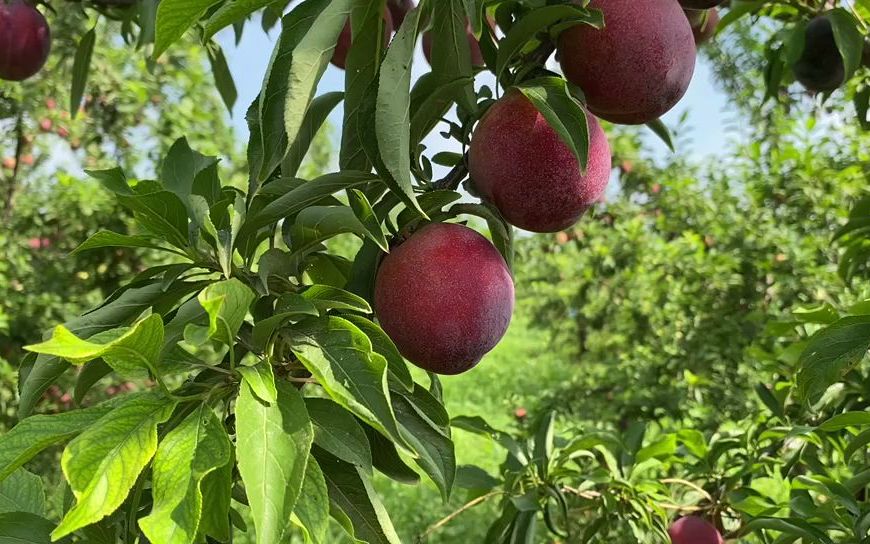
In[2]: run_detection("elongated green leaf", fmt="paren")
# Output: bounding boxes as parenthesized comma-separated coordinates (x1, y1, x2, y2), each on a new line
(818, 411, 870, 431)
(53, 393, 177, 539)
(646, 118, 675, 153)
(306, 398, 373, 473)
(284, 91, 344, 178)
(394, 394, 456, 501)
(796, 315, 870, 403)
(198, 456, 233, 541)
(117, 190, 190, 250)
(0, 469, 45, 516)
(207, 43, 239, 114)
(248, 171, 381, 231)
(409, 74, 474, 148)
(376, 5, 424, 215)
(348, 189, 389, 252)
(291, 456, 330, 544)
(287, 206, 371, 259)
(236, 381, 313, 544)
(429, 0, 475, 111)
(742, 517, 833, 544)
(0, 400, 119, 481)
(316, 449, 401, 544)
(340, 0, 388, 171)
(154, 0, 222, 58)
(0, 512, 58, 543)
(20, 280, 202, 417)
(365, 425, 419, 484)
(238, 362, 278, 404)
(140, 405, 232, 544)
(26, 314, 163, 378)
(70, 27, 96, 120)
(256, 0, 351, 181)
(291, 316, 407, 450)
(342, 315, 413, 392)
(828, 8, 863, 79)
(161, 138, 220, 204)
(204, 0, 282, 39)
(302, 285, 372, 314)
(71, 230, 170, 255)
(514, 78, 589, 172)
(198, 279, 256, 347)
(495, 5, 594, 81)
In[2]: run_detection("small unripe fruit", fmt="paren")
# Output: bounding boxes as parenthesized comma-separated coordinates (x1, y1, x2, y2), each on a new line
(685, 9, 719, 45)
(20, 154, 34, 166)
(468, 90, 612, 232)
(2, 157, 16, 170)
(45, 97, 56, 110)
(0, 0, 51, 82)
(374, 223, 515, 375)
(668, 516, 723, 544)
(793, 16, 845, 93)
(56, 126, 70, 139)
(39, 118, 52, 132)
(558, 0, 696, 124)
(331, 10, 394, 70)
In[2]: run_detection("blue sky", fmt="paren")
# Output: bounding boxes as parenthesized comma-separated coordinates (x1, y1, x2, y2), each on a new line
(217, 20, 737, 164)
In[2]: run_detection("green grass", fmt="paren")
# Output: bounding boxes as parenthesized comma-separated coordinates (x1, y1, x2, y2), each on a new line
(378, 312, 577, 543)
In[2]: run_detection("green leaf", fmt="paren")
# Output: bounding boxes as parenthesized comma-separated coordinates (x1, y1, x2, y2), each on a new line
(348, 189, 389, 252)
(645, 118, 675, 152)
(71, 230, 171, 255)
(342, 315, 413, 393)
(315, 449, 401, 544)
(117, 190, 191, 250)
(846, 428, 870, 462)
(248, 171, 381, 231)
(818, 411, 870, 431)
(827, 8, 864, 79)
(409, 75, 474, 148)
(0, 469, 45, 516)
(533, 411, 555, 478)
(284, 91, 344, 178)
(198, 456, 233, 541)
(255, 0, 351, 182)
(140, 405, 232, 544)
(25, 314, 164, 379)
(291, 316, 407, 450)
(742, 517, 833, 544)
(207, 43, 239, 114)
(236, 380, 314, 544)
(0, 512, 59, 544)
(514, 78, 590, 172)
(376, 4, 425, 216)
(0, 399, 119, 481)
(204, 0, 283, 39)
(429, 0, 475, 111)
(287, 206, 372, 259)
(393, 394, 456, 501)
(291, 456, 330, 544)
(53, 393, 177, 539)
(796, 315, 870, 403)
(154, 0, 222, 58)
(251, 296, 320, 351)
(635, 434, 677, 464)
(306, 398, 373, 473)
(495, 5, 594, 82)
(70, 27, 96, 120)
(302, 285, 372, 314)
(365, 425, 420, 484)
(238, 362, 278, 404)
(198, 278, 256, 347)
(161, 137, 220, 205)
(340, 0, 389, 171)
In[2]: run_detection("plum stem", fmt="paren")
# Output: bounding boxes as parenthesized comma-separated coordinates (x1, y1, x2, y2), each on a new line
(432, 155, 468, 190)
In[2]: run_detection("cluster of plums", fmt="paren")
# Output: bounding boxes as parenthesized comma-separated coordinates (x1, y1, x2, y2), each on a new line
(370, 0, 726, 380)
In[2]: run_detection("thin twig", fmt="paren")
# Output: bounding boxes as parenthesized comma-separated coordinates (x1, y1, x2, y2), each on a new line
(432, 157, 468, 191)
(660, 478, 714, 502)
(417, 491, 503, 542)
